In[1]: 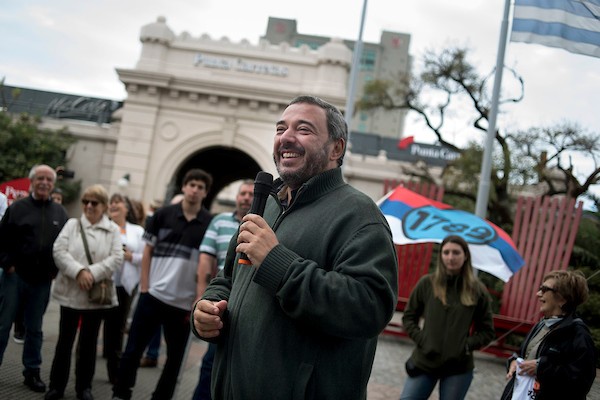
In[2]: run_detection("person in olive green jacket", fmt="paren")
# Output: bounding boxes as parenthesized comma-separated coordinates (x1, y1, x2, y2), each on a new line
(401, 235, 495, 400)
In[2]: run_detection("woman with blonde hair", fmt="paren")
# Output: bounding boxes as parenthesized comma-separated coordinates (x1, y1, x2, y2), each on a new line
(400, 235, 495, 400)
(45, 185, 123, 400)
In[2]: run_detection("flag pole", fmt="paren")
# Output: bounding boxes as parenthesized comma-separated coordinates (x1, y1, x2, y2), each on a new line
(474, 0, 512, 219)
(344, 0, 368, 136)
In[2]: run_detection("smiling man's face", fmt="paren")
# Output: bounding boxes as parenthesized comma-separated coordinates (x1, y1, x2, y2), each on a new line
(273, 102, 342, 189)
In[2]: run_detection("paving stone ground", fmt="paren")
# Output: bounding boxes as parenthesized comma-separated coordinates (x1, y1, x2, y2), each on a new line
(1, 301, 598, 399)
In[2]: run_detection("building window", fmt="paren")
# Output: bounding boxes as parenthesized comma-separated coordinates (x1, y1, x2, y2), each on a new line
(360, 49, 376, 71)
(294, 39, 321, 50)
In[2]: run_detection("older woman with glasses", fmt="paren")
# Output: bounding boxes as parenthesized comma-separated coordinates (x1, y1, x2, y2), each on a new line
(45, 185, 123, 400)
(502, 270, 596, 400)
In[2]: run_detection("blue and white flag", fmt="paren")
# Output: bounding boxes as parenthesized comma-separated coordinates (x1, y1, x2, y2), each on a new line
(511, 0, 600, 58)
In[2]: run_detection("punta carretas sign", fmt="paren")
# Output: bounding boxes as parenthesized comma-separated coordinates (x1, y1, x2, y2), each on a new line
(407, 143, 460, 166)
(194, 53, 289, 77)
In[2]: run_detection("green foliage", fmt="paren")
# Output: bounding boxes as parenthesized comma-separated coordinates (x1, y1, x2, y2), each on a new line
(0, 110, 81, 204)
(571, 215, 600, 268)
(358, 46, 600, 227)
(568, 211, 600, 368)
(0, 111, 75, 182)
(55, 179, 81, 205)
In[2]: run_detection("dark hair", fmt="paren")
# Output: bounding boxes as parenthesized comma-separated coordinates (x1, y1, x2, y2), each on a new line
(182, 169, 213, 192)
(543, 270, 589, 314)
(110, 193, 138, 224)
(287, 95, 347, 166)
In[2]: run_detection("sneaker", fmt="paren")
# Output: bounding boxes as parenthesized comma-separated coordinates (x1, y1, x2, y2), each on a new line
(139, 357, 157, 368)
(13, 334, 25, 344)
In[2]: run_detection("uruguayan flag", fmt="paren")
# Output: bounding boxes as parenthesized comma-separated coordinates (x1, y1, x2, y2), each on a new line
(511, 0, 600, 58)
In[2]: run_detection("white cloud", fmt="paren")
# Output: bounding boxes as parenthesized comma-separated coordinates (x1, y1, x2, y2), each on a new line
(2, 0, 599, 196)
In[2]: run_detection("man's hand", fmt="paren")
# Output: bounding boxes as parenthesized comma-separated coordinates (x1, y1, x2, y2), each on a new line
(236, 214, 279, 267)
(193, 299, 228, 339)
(76, 269, 94, 291)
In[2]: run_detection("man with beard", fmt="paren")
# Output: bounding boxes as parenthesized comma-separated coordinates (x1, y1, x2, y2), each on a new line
(191, 95, 398, 399)
(192, 179, 254, 400)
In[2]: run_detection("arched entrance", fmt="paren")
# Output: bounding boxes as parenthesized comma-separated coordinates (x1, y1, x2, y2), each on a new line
(168, 146, 262, 209)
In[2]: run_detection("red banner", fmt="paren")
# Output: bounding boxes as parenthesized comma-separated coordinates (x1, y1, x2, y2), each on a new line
(0, 177, 30, 205)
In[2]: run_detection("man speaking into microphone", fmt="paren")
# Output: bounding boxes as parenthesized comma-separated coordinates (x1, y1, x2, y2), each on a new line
(191, 95, 398, 400)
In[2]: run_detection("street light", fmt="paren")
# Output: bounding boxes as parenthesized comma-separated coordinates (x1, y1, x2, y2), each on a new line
(117, 173, 130, 190)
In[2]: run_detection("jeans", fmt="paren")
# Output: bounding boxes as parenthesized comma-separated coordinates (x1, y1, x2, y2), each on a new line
(192, 343, 215, 400)
(400, 369, 474, 400)
(112, 293, 190, 400)
(145, 326, 162, 360)
(0, 271, 51, 372)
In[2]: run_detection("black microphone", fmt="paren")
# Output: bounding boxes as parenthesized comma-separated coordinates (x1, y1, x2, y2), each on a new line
(238, 171, 274, 265)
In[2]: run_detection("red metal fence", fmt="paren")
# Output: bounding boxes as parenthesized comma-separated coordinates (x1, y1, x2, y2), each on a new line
(484, 195, 583, 356)
(380, 180, 584, 355)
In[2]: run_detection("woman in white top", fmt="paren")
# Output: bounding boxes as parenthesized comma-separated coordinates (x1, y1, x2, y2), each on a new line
(102, 193, 145, 384)
(46, 184, 123, 400)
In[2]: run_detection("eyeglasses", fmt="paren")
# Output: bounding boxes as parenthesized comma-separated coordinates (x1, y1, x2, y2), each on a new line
(81, 199, 100, 207)
(538, 284, 557, 294)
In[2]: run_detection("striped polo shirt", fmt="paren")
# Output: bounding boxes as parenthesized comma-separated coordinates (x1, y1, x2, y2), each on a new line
(199, 212, 240, 270)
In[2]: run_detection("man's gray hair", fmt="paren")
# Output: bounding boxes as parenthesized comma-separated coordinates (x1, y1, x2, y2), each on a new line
(29, 164, 57, 181)
(287, 95, 348, 166)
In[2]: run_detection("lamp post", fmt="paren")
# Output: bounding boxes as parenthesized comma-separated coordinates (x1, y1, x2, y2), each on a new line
(117, 173, 130, 192)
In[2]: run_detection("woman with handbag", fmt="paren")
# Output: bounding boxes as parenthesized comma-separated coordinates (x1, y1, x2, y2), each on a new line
(45, 184, 123, 400)
(400, 235, 495, 400)
(501, 270, 596, 400)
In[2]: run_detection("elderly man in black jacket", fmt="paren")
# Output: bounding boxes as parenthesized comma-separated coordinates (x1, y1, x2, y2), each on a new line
(0, 165, 68, 392)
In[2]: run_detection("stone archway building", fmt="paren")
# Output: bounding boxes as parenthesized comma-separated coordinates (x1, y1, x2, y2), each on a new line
(108, 16, 355, 208)
(8, 16, 453, 215)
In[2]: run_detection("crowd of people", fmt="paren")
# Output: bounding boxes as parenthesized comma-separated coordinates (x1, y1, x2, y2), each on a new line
(0, 95, 597, 400)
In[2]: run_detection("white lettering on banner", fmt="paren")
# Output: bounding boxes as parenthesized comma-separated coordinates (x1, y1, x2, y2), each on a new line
(410, 144, 460, 162)
(4, 185, 28, 205)
(194, 53, 289, 77)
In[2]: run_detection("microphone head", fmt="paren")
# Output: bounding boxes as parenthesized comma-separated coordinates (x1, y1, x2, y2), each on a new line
(254, 171, 273, 195)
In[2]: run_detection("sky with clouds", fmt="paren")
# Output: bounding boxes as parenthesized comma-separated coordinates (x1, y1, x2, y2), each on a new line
(2, 0, 600, 200)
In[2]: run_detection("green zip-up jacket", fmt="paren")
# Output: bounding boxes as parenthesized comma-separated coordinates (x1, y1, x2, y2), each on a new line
(198, 168, 398, 400)
(402, 274, 495, 376)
